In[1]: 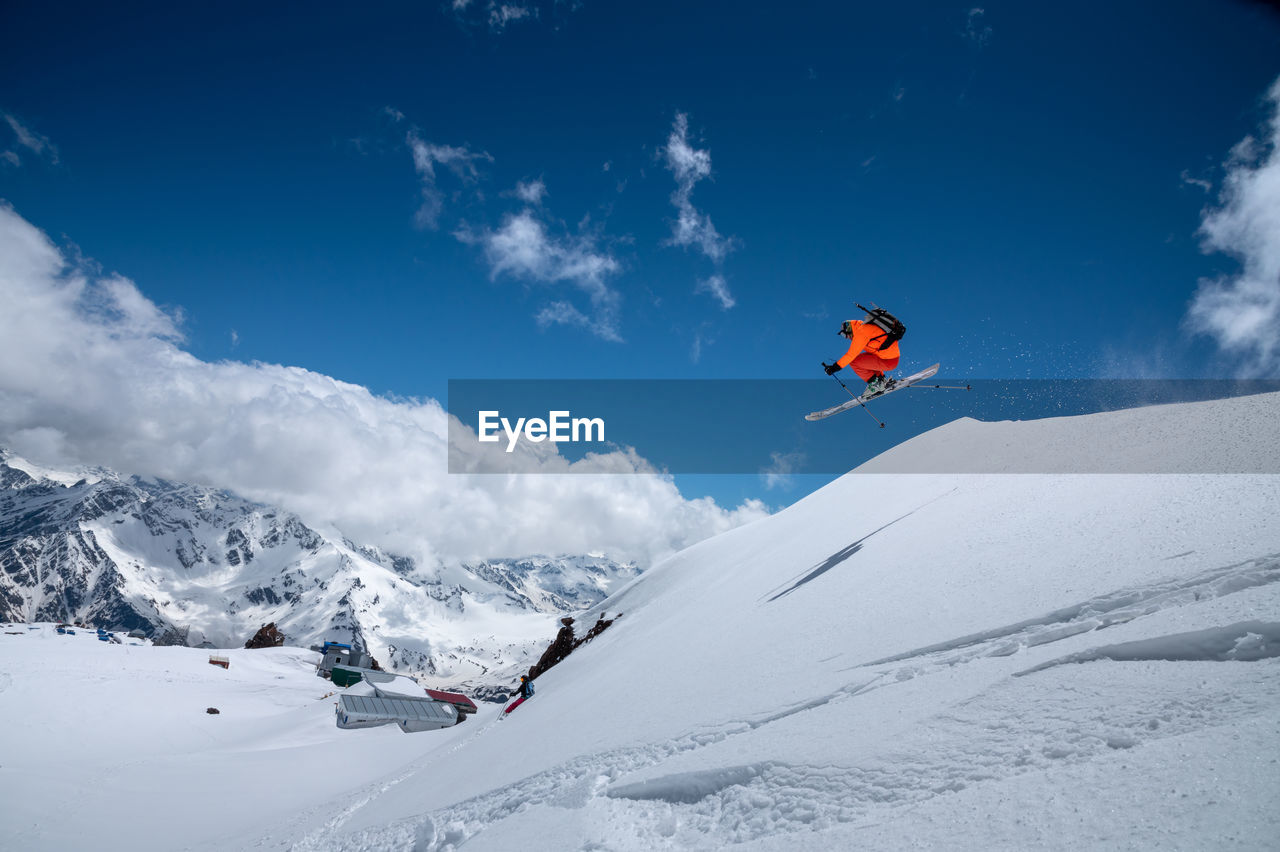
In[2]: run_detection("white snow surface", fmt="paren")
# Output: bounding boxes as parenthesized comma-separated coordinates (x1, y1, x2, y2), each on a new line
(857, 390, 1280, 473)
(3, 392, 1280, 851)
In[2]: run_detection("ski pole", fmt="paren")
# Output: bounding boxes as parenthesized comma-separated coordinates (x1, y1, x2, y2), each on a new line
(825, 366, 885, 429)
(905, 383, 972, 391)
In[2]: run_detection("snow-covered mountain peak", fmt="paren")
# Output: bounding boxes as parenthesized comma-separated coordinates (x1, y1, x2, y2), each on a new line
(0, 448, 109, 488)
(0, 450, 639, 690)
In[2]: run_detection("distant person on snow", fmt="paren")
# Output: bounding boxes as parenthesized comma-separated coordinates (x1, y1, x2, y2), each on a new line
(823, 308, 903, 397)
(505, 674, 535, 714)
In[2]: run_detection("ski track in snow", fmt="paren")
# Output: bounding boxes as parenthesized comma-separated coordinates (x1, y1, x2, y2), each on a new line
(282, 553, 1280, 852)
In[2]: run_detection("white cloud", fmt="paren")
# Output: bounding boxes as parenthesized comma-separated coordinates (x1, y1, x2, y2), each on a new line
(664, 113, 712, 186)
(1180, 169, 1212, 193)
(396, 121, 621, 340)
(458, 210, 623, 341)
(489, 3, 532, 30)
(406, 131, 493, 229)
(1, 150, 19, 167)
(662, 113, 735, 265)
(451, 0, 597, 32)
(514, 179, 547, 204)
(534, 300, 593, 333)
(761, 451, 805, 491)
(696, 274, 735, 310)
(3, 113, 59, 165)
(450, 0, 566, 32)
(673, 206, 730, 264)
(0, 203, 768, 567)
(1186, 75, 1280, 376)
(964, 8, 992, 48)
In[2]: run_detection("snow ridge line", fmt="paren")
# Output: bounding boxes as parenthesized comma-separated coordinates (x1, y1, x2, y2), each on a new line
(855, 553, 1280, 669)
(1016, 619, 1280, 675)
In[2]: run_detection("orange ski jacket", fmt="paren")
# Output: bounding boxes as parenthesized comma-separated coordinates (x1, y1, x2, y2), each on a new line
(836, 319, 901, 368)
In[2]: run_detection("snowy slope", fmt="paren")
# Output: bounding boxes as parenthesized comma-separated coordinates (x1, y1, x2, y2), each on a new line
(270, 391, 1280, 850)
(0, 626, 488, 850)
(3, 392, 1279, 851)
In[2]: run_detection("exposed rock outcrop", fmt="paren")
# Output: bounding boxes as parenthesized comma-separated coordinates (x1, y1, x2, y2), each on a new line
(244, 622, 285, 649)
(529, 617, 576, 679)
(527, 612, 623, 681)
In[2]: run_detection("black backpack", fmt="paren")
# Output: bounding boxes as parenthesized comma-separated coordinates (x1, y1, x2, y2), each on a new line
(856, 303, 906, 351)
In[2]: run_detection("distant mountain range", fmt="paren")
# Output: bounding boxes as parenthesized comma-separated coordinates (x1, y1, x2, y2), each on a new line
(0, 451, 639, 690)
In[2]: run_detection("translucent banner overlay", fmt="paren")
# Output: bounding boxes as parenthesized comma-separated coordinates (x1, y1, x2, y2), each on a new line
(447, 379, 1280, 475)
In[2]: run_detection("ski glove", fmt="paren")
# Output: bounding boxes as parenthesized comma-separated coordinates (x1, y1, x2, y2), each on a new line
(823, 362, 841, 375)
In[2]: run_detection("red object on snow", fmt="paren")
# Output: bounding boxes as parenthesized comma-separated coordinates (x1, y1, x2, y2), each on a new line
(504, 696, 528, 714)
(425, 688, 478, 716)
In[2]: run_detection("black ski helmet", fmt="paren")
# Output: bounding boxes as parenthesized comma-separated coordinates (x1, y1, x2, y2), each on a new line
(839, 320, 854, 337)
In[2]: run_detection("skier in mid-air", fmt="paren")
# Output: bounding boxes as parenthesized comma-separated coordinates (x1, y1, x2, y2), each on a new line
(807, 305, 952, 424)
(823, 307, 903, 397)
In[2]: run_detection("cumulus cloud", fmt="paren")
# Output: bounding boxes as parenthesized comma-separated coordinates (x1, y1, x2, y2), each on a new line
(406, 131, 493, 229)
(1186, 75, 1280, 376)
(0, 203, 767, 568)
(458, 209, 623, 341)
(3, 112, 59, 167)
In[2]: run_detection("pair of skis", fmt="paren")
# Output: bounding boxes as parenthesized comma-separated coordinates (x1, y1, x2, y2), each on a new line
(805, 363, 967, 427)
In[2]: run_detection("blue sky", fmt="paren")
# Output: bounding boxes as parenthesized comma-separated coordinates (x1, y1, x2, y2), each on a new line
(3, 1, 1280, 525)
